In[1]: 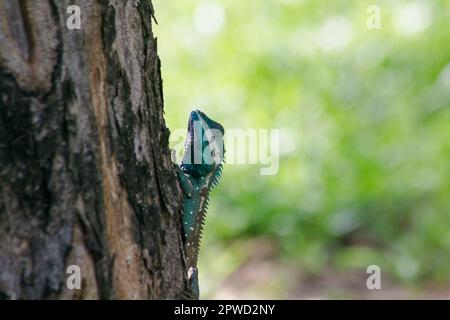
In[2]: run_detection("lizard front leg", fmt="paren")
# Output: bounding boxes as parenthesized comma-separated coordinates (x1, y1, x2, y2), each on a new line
(174, 165, 193, 198)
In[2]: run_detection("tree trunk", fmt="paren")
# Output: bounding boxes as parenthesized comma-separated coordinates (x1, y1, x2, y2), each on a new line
(0, 0, 187, 299)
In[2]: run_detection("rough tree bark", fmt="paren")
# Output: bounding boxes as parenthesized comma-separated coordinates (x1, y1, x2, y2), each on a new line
(0, 0, 187, 299)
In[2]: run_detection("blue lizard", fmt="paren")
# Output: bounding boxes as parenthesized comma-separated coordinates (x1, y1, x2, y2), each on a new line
(175, 109, 224, 299)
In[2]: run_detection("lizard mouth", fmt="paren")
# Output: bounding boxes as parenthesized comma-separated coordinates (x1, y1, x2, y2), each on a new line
(187, 109, 201, 133)
(185, 110, 201, 166)
(188, 109, 224, 135)
(185, 109, 225, 166)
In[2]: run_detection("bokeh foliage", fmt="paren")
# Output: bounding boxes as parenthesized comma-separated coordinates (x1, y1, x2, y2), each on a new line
(154, 0, 450, 297)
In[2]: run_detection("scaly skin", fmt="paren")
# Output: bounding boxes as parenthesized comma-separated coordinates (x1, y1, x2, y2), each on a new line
(175, 109, 224, 299)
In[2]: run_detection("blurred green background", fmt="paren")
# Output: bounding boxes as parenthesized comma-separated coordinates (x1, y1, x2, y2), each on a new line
(154, 0, 450, 298)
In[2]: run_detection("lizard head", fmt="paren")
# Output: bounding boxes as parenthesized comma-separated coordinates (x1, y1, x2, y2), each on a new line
(180, 109, 225, 178)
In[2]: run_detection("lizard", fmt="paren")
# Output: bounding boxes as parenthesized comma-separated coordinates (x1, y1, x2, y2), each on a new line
(174, 109, 225, 299)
